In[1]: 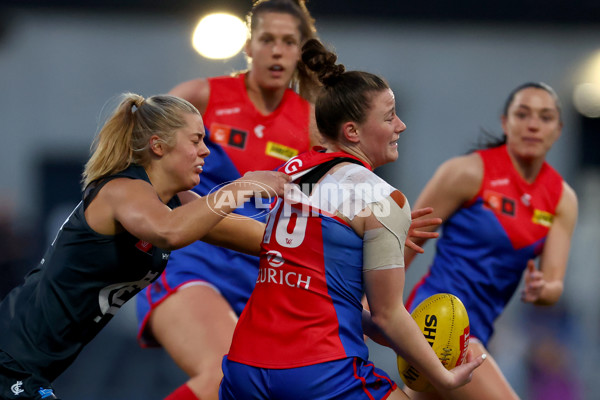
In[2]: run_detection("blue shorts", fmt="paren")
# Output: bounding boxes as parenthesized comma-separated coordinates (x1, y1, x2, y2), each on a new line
(219, 356, 397, 400)
(136, 241, 260, 346)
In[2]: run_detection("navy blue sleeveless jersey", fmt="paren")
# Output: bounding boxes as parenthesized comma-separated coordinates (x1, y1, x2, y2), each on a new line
(0, 164, 180, 381)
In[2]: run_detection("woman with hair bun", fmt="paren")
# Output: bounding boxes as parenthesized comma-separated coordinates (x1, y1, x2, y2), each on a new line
(136, 1, 322, 398)
(218, 38, 486, 400)
(0, 93, 288, 400)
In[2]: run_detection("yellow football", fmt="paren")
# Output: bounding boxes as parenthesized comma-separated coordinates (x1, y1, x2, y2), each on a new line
(397, 293, 470, 392)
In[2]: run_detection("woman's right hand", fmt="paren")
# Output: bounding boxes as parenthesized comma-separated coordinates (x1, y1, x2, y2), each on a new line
(239, 171, 291, 198)
(433, 351, 487, 391)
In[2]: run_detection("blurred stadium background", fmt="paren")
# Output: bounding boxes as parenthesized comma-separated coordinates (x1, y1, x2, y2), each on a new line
(1, 1, 599, 399)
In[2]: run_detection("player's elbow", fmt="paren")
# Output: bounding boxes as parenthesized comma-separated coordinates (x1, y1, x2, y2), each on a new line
(151, 227, 193, 251)
(369, 308, 399, 334)
(536, 280, 564, 306)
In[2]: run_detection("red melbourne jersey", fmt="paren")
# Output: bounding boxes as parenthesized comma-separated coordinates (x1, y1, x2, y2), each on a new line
(407, 144, 564, 345)
(227, 149, 374, 369)
(203, 73, 311, 174)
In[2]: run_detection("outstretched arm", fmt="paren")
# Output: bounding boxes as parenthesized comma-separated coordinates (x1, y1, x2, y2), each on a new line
(103, 170, 289, 251)
(178, 190, 266, 256)
(404, 154, 483, 269)
(202, 215, 266, 256)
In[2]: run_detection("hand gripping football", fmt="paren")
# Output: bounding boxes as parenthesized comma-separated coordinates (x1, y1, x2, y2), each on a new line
(397, 293, 470, 392)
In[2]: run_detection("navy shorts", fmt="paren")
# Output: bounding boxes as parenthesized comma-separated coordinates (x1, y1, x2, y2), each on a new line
(0, 350, 59, 399)
(219, 356, 397, 400)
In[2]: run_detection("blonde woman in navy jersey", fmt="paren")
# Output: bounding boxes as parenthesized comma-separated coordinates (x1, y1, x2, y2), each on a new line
(403, 82, 578, 400)
(219, 38, 486, 400)
(0, 93, 289, 400)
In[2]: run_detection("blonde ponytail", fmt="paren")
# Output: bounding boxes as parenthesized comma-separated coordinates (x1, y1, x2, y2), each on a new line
(82, 93, 199, 188)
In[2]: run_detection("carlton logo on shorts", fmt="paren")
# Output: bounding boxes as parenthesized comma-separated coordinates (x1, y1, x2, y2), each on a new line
(11, 380, 24, 395)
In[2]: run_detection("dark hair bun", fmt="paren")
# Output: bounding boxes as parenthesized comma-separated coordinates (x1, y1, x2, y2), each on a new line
(301, 38, 345, 86)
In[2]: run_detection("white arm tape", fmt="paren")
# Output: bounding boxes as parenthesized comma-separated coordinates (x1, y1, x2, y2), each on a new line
(363, 228, 403, 271)
(363, 193, 412, 271)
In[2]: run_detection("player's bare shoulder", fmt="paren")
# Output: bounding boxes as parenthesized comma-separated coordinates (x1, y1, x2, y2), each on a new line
(560, 180, 578, 208)
(556, 180, 579, 223)
(445, 152, 483, 183)
(168, 77, 210, 113)
(434, 152, 483, 199)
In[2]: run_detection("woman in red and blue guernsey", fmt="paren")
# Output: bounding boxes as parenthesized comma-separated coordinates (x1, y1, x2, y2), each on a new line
(219, 38, 486, 400)
(136, 2, 323, 399)
(404, 82, 578, 400)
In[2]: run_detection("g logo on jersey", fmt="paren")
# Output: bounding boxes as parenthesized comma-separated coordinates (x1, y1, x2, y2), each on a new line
(284, 157, 303, 174)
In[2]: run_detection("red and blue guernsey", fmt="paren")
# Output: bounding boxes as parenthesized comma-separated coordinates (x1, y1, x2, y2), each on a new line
(202, 73, 311, 176)
(407, 144, 563, 346)
(227, 148, 375, 368)
(136, 73, 311, 345)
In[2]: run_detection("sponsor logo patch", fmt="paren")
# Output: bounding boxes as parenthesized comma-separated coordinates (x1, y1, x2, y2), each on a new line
(532, 209, 553, 227)
(483, 190, 516, 217)
(266, 141, 299, 161)
(38, 387, 56, 399)
(135, 240, 153, 253)
(210, 123, 247, 149)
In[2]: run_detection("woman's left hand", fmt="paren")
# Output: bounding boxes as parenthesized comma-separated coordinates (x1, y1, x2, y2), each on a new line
(521, 259, 545, 303)
(406, 207, 442, 254)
